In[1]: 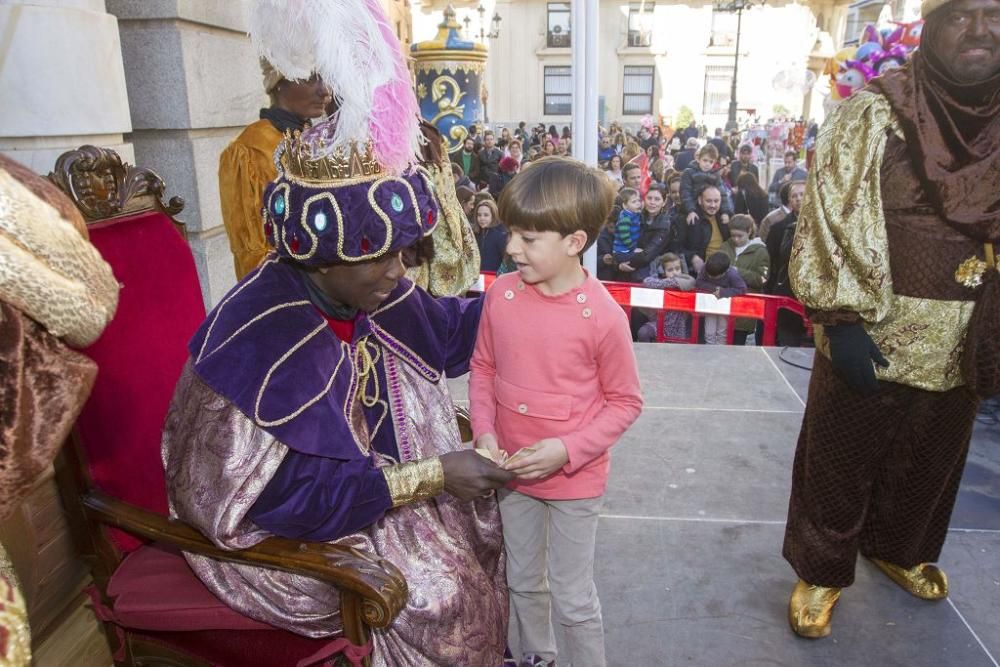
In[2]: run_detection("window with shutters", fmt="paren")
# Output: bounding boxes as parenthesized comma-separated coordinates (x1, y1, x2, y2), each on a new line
(544, 66, 572, 115)
(703, 65, 734, 115)
(623, 65, 654, 115)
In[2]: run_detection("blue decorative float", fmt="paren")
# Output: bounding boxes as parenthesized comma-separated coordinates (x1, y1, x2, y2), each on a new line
(411, 6, 488, 155)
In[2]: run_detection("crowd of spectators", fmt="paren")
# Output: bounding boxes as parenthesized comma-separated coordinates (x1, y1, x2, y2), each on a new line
(452, 118, 810, 346)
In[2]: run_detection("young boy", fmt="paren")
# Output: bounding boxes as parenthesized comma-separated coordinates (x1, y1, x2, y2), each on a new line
(638, 252, 696, 342)
(680, 144, 733, 223)
(470, 156, 643, 667)
(695, 251, 748, 345)
(612, 187, 644, 263)
(719, 215, 770, 345)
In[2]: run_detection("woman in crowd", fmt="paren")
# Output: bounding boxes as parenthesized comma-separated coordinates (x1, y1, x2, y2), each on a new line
(543, 138, 558, 156)
(456, 185, 476, 225)
(621, 140, 641, 165)
(474, 199, 507, 272)
(499, 127, 512, 149)
(734, 172, 770, 226)
(606, 154, 624, 187)
(617, 183, 680, 283)
(650, 158, 666, 187)
(613, 132, 627, 154)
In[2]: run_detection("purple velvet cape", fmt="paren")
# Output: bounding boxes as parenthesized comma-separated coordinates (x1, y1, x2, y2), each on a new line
(187, 259, 481, 540)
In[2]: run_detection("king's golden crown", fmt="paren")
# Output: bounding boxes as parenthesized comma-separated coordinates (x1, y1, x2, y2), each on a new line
(279, 130, 383, 183)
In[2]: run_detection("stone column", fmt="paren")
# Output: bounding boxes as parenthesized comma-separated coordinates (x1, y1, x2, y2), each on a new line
(0, 0, 133, 172)
(106, 0, 264, 307)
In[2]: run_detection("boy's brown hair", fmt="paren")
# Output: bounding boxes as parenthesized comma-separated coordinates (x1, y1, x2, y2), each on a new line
(658, 252, 682, 269)
(697, 144, 719, 161)
(498, 156, 615, 252)
(618, 187, 641, 205)
(729, 214, 755, 234)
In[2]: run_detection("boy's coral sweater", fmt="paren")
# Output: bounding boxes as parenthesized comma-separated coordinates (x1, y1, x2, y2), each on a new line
(469, 271, 643, 499)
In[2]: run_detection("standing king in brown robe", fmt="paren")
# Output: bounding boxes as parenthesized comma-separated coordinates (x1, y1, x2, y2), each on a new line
(782, 0, 1000, 638)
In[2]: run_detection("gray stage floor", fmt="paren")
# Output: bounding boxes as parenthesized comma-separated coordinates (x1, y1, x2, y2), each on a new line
(450, 345, 1000, 667)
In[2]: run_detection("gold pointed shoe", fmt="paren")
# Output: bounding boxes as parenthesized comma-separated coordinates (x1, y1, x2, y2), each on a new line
(868, 558, 949, 600)
(788, 579, 841, 638)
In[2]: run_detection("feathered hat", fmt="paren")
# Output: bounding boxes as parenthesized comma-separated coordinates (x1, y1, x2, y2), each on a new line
(249, 0, 438, 267)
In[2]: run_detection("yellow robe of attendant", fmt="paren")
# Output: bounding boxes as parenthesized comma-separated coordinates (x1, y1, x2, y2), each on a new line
(219, 119, 281, 280)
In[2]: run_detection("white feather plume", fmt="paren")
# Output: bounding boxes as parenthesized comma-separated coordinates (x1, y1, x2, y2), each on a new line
(248, 0, 421, 174)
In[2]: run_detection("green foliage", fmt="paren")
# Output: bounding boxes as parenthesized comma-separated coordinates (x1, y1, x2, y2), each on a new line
(772, 104, 791, 117)
(675, 105, 695, 128)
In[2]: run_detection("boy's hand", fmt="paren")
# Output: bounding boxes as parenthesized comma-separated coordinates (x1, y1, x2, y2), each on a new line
(602, 253, 615, 266)
(476, 433, 500, 453)
(504, 438, 569, 480)
(721, 213, 730, 224)
(691, 255, 705, 273)
(618, 261, 635, 273)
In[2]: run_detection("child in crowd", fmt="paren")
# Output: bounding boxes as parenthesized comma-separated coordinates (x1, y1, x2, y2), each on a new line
(695, 251, 748, 345)
(470, 157, 643, 667)
(719, 215, 770, 345)
(475, 199, 508, 273)
(638, 252, 696, 342)
(680, 144, 733, 223)
(613, 187, 644, 264)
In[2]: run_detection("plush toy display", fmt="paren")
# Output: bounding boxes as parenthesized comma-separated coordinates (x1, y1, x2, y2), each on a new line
(826, 20, 922, 102)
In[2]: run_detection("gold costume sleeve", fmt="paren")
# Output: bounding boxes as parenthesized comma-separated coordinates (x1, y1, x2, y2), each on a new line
(382, 456, 445, 507)
(406, 157, 481, 297)
(218, 123, 280, 281)
(790, 92, 897, 324)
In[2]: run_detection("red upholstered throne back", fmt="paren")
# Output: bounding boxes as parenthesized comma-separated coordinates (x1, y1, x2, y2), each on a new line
(75, 211, 206, 552)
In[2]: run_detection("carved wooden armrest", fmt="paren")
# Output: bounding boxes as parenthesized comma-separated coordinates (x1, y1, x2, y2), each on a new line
(81, 491, 408, 628)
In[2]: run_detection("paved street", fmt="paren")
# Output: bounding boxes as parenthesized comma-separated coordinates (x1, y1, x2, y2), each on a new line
(452, 345, 1000, 667)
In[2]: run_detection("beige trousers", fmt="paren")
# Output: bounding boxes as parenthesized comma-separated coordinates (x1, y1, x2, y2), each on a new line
(499, 490, 605, 667)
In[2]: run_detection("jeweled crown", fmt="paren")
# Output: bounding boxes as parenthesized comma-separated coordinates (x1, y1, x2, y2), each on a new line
(278, 130, 384, 183)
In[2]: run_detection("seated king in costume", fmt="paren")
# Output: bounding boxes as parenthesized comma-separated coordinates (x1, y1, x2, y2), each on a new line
(161, 1, 513, 663)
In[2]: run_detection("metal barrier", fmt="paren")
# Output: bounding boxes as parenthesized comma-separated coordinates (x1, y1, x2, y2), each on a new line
(469, 273, 811, 346)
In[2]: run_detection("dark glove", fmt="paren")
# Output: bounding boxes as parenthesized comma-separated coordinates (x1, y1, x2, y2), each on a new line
(824, 323, 889, 394)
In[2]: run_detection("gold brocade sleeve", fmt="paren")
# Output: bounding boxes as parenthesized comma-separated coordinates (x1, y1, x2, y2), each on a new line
(790, 91, 897, 325)
(382, 456, 445, 507)
(406, 159, 481, 297)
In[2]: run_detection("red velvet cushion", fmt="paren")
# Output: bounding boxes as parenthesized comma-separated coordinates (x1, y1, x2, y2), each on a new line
(109, 546, 348, 666)
(76, 211, 206, 552)
(107, 544, 272, 631)
(133, 628, 346, 667)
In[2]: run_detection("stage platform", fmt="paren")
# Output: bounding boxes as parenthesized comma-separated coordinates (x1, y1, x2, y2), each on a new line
(449, 344, 1000, 667)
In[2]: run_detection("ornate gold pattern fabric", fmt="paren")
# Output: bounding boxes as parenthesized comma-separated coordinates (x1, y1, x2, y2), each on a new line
(790, 91, 897, 325)
(382, 457, 445, 508)
(0, 566, 30, 667)
(792, 91, 979, 392)
(405, 159, 481, 297)
(0, 163, 119, 347)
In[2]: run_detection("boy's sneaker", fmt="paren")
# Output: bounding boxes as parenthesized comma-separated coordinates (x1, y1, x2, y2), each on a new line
(519, 655, 555, 667)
